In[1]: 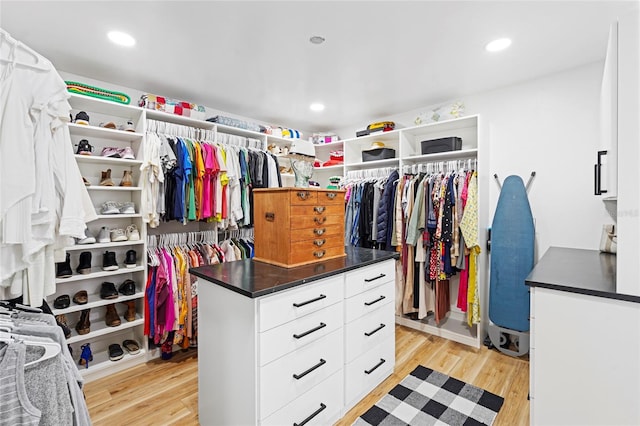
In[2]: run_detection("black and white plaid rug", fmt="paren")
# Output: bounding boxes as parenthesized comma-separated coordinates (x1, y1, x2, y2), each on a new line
(354, 365, 504, 426)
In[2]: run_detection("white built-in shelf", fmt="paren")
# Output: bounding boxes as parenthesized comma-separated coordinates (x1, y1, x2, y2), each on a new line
(65, 240, 144, 252)
(344, 158, 400, 169)
(68, 123, 144, 142)
(345, 130, 401, 146)
(55, 265, 144, 284)
(75, 155, 142, 166)
(52, 292, 145, 316)
(95, 214, 142, 219)
(400, 115, 478, 137)
(78, 348, 147, 377)
(402, 148, 479, 163)
(314, 165, 345, 172)
(87, 186, 142, 192)
(66, 316, 144, 344)
(68, 93, 142, 117)
(146, 108, 214, 129)
(395, 311, 478, 348)
(312, 140, 344, 149)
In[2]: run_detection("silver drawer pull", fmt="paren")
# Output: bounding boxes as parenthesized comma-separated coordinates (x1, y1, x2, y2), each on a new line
(364, 323, 386, 337)
(313, 206, 326, 214)
(314, 228, 326, 236)
(297, 191, 311, 200)
(314, 250, 326, 258)
(293, 322, 326, 339)
(364, 295, 386, 306)
(364, 358, 386, 375)
(314, 239, 326, 247)
(314, 217, 326, 225)
(326, 192, 337, 200)
(293, 403, 327, 426)
(293, 359, 326, 380)
(293, 294, 326, 308)
(364, 273, 386, 283)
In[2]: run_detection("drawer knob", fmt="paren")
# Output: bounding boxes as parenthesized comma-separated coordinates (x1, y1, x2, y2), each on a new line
(364, 358, 386, 375)
(314, 250, 326, 258)
(364, 323, 386, 337)
(293, 358, 326, 380)
(314, 217, 326, 225)
(297, 191, 311, 200)
(314, 239, 326, 247)
(293, 322, 327, 339)
(326, 192, 337, 200)
(265, 212, 275, 222)
(313, 206, 326, 214)
(364, 295, 386, 306)
(292, 294, 326, 308)
(364, 273, 386, 283)
(293, 403, 327, 426)
(314, 228, 326, 236)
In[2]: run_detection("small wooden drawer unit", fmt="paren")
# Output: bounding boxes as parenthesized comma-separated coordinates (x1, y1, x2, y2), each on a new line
(254, 188, 346, 268)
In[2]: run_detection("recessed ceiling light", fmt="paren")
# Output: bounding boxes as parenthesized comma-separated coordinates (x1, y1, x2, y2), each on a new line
(310, 103, 325, 112)
(309, 36, 325, 45)
(107, 31, 136, 47)
(485, 38, 511, 52)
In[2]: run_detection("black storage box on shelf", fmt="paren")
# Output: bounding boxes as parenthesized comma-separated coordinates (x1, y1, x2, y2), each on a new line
(420, 137, 462, 154)
(362, 148, 396, 162)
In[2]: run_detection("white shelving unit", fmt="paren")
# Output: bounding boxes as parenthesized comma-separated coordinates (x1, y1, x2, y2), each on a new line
(47, 93, 148, 382)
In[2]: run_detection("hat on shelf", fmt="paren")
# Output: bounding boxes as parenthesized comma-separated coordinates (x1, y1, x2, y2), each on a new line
(321, 150, 344, 167)
(364, 141, 386, 151)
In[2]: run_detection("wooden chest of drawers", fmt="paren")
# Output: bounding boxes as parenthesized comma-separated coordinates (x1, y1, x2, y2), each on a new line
(253, 188, 346, 268)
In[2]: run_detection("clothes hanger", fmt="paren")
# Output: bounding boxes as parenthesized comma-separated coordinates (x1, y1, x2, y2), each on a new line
(0, 331, 61, 367)
(0, 29, 50, 71)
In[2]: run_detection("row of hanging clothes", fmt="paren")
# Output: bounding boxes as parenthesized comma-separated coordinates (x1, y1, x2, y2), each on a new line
(141, 119, 283, 229)
(0, 301, 92, 425)
(340, 159, 481, 327)
(144, 229, 255, 359)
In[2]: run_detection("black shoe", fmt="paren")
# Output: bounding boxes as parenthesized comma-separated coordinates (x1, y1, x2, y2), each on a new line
(75, 139, 93, 155)
(102, 251, 118, 271)
(53, 294, 70, 309)
(55, 314, 71, 338)
(108, 343, 124, 361)
(76, 251, 92, 274)
(124, 250, 137, 268)
(100, 282, 118, 300)
(74, 111, 90, 125)
(118, 279, 136, 296)
(56, 253, 73, 279)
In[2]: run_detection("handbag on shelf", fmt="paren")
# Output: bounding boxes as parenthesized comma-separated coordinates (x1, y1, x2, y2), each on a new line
(599, 224, 617, 254)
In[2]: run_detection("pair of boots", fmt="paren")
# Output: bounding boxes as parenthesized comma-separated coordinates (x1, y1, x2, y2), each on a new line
(105, 302, 136, 327)
(100, 169, 133, 187)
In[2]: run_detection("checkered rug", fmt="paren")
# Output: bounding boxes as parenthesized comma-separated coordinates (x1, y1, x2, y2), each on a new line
(354, 365, 504, 426)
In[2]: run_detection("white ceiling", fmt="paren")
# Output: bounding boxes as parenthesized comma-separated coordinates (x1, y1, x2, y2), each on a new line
(0, 1, 636, 132)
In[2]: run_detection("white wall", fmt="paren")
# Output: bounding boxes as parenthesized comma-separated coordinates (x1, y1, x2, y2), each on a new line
(334, 62, 613, 260)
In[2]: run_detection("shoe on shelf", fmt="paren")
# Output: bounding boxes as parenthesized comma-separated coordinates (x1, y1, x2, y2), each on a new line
(76, 251, 92, 275)
(102, 251, 118, 271)
(100, 147, 121, 158)
(53, 294, 70, 309)
(99, 121, 116, 129)
(123, 301, 136, 322)
(118, 279, 136, 296)
(82, 176, 91, 186)
(122, 339, 140, 355)
(124, 250, 137, 268)
(105, 304, 121, 327)
(119, 170, 133, 187)
(75, 139, 93, 155)
(76, 228, 96, 245)
(74, 111, 90, 125)
(126, 224, 140, 241)
(118, 146, 136, 160)
(55, 314, 71, 339)
(72, 290, 88, 305)
(100, 281, 118, 299)
(110, 228, 127, 242)
(75, 309, 91, 336)
(118, 121, 136, 132)
(101, 201, 120, 215)
(79, 343, 93, 368)
(119, 202, 135, 214)
(108, 343, 124, 361)
(56, 253, 73, 279)
(100, 169, 114, 186)
(97, 226, 110, 243)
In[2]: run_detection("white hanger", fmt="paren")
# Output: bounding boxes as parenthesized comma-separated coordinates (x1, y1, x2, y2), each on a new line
(0, 331, 61, 368)
(0, 29, 50, 71)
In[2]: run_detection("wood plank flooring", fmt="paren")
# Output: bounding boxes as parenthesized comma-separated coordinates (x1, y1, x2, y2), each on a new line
(83, 325, 529, 425)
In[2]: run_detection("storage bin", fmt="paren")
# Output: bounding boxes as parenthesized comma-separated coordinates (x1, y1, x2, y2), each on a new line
(362, 148, 396, 162)
(420, 137, 462, 154)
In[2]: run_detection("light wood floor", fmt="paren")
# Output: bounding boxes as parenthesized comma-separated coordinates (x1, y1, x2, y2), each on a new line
(84, 325, 529, 425)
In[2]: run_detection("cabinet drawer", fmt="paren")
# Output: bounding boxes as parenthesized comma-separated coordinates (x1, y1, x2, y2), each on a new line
(345, 336, 395, 410)
(291, 214, 343, 230)
(259, 275, 343, 332)
(345, 302, 394, 363)
(291, 204, 344, 217)
(290, 190, 318, 205)
(291, 236, 344, 252)
(345, 260, 395, 298)
(259, 302, 343, 366)
(318, 190, 345, 205)
(261, 369, 343, 426)
(260, 329, 343, 420)
(289, 245, 346, 266)
(290, 225, 343, 243)
(344, 280, 394, 324)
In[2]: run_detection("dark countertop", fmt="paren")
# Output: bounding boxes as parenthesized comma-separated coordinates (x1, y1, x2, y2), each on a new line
(190, 246, 399, 298)
(525, 246, 640, 304)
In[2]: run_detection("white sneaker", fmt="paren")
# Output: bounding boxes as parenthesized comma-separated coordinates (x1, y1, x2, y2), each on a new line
(119, 202, 136, 214)
(77, 228, 96, 245)
(97, 226, 111, 243)
(101, 201, 120, 215)
(126, 224, 140, 241)
(110, 228, 127, 242)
